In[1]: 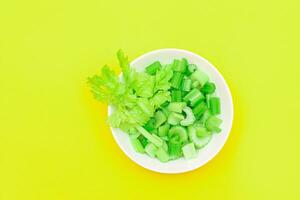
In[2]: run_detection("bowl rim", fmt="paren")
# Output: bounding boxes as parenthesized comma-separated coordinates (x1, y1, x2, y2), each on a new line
(108, 48, 234, 174)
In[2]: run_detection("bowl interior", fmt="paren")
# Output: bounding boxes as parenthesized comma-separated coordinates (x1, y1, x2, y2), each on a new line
(108, 49, 233, 174)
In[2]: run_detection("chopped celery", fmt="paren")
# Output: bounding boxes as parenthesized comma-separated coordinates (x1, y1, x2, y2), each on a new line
(201, 82, 216, 94)
(160, 105, 170, 117)
(171, 72, 184, 89)
(192, 102, 207, 117)
(143, 117, 156, 132)
(168, 102, 187, 113)
(145, 143, 158, 158)
(151, 91, 171, 108)
(160, 136, 169, 141)
(187, 126, 212, 149)
(173, 58, 188, 72)
(198, 110, 211, 124)
(182, 143, 197, 159)
(145, 61, 162, 75)
(209, 97, 221, 115)
(182, 78, 192, 92)
(171, 90, 182, 102)
(180, 107, 196, 126)
(167, 112, 185, 125)
(156, 147, 169, 162)
(192, 80, 200, 88)
(158, 123, 170, 137)
(194, 125, 211, 138)
(136, 126, 163, 147)
(162, 141, 168, 152)
(138, 135, 148, 147)
(130, 136, 145, 153)
(205, 116, 222, 133)
(168, 141, 182, 158)
(154, 111, 167, 128)
(190, 69, 209, 87)
(168, 126, 188, 143)
(183, 89, 204, 106)
(187, 64, 197, 75)
(172, 59, 180, 71)
(90, 53, 223, 162)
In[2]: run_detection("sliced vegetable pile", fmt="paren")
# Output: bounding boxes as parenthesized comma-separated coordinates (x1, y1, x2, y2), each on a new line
(88, 50, 222, 162)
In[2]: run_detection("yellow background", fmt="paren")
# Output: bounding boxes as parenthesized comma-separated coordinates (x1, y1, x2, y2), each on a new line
(1, 0, 300, 199)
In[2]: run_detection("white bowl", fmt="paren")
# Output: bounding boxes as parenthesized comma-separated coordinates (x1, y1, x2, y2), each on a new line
(108, 49, 233, 174)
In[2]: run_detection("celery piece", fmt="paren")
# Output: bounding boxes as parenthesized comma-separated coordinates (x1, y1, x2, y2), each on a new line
(138, 135, 148, 147)
(168, 126, 188, 143)
(160, 136, 169, 141)
(162, 141, 168, 152)
(160, 105, 170, 117)
(130, 136, 145, 153)
(136, 126, 163, 147)
(172, 59, 180, 71)
(168, 141, 182, 158)
(201, 82, 216, 94)
(180, 107, 196, 126)
(154, 111, 167, 128)
(143, 117, 156, 132)
(182, 143, 197, 159)
(190, 69, 209, 87)
(195, 126, 211, 138)
(173, 58, 188, 73)
(192, 102, 207, 117)
(183, 89, 204, 106)
(168, 102, 187, 113)
(145, 61, 162, 75)
(198, 110, 211, 124)
(209, 97, 221, 115)
(192, 80, 200, 88)
(158, 123, 170, 137)
(145, 143, 158, 158)
(187, 126, 212, 149)
(182, 78, 192, 92)
(187, 64, 197, 75)
(171, 90, 182, 102)
(171, 72, 184, 89)
(205, 116, 222, 133)
(167, 112, 185, 125)
(156, 147, 169, 162)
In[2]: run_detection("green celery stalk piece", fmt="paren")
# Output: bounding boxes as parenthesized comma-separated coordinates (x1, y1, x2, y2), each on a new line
(171, 72, 184, 89)
(190, 69, 209, 87)
(138, 135, 148, 147)
(136, 126, 163, 147)
(171, 90, 182, 102)
(209, 97, 221, 115)
(143, 117, 156, 132)
(130, 136, 145, 153)
(154, 110, 167, 128)
(168, 102, 187, 113)
(167, 112, 185, 125)
(145, 143, 158, 158)
(188, 126, 212, 149)
(182, 78, 192, 92)
(156, 147, 169, 162)
(200, 82, 216, 94)
(168, 126, 188, 143)
(168, 141, 182, 158)
(205, 116, 222, 133)
(158, 123, 170, 137)
(182, 143, 197, 159)
(145, 61, 162, 75)
(180, 107, 196, 126)
(192, 102, 207, 117)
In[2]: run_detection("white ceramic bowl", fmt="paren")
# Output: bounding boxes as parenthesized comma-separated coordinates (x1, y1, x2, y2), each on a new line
(108, 49, 233, 174)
